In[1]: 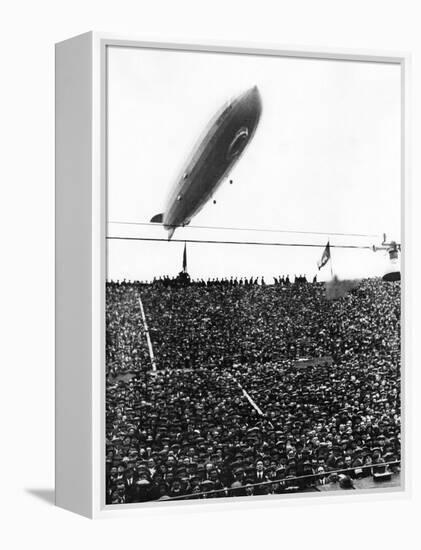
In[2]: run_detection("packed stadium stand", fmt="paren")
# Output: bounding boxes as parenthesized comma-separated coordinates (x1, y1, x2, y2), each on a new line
(106, 278, 401, 504)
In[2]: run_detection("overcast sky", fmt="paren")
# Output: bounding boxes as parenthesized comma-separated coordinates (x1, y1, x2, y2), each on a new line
(107, 46, 401, 282)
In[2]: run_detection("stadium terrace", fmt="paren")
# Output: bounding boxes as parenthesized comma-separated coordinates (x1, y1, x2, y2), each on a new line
(106, 277, 400, 504)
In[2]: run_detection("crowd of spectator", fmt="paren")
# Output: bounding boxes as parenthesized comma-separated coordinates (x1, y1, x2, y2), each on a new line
(143, 273, 313, 289)
(106, 277, 400, 504)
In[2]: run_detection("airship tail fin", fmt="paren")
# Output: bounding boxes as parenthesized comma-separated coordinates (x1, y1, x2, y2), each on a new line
(150, 213, 163, 223)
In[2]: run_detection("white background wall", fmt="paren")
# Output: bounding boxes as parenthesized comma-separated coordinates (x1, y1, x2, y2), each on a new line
(1, 0, 419, 547)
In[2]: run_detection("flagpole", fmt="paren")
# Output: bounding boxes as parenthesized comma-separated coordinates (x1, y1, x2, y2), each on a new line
(182, 241, 187, 273)
(329, 238, 334, 279)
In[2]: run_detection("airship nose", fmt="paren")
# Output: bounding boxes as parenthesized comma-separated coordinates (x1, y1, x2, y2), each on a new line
(244, 85, 262, 114)
(246, 85, 260, 98)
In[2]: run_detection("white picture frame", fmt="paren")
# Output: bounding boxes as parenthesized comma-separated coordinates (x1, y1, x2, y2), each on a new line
(55, 32, 411, 519)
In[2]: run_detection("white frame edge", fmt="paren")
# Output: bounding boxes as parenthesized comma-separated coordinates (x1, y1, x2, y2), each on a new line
(55, 32, 94, 518)
(55, 31, 411, 519)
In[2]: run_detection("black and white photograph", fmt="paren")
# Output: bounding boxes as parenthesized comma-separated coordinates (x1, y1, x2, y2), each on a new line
(105, 46, 402, 505)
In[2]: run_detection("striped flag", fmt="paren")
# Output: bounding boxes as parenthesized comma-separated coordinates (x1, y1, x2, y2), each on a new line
(317, 242, 331, 270)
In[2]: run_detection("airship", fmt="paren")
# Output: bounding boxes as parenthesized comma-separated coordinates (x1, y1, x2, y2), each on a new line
(150, 86, 262, 239)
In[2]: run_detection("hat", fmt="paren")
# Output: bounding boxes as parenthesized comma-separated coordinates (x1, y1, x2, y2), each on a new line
(201, 480, 214, 489)
(136, 479, 150, 486)
(338, 475, 355, 489)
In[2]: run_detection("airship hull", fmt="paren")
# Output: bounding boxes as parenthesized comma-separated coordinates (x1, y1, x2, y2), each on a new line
(151, 86, 262, 238)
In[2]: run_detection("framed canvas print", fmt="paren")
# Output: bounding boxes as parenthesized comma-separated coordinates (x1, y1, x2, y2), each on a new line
(55, 32, 410, 518)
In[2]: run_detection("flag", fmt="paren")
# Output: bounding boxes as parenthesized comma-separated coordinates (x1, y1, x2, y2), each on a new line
(317, 241, 331, 270)
(182, 242, 187, 272)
